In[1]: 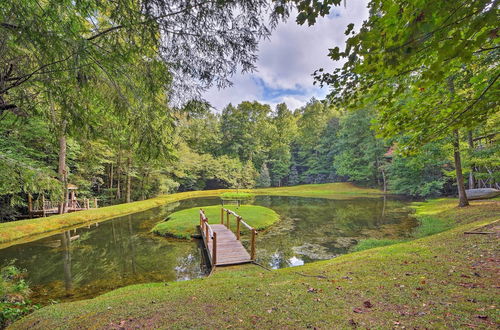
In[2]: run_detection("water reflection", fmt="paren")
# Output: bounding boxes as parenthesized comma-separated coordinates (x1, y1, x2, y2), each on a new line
(252, 196, 417, 269)
(0, 195, 416, 304)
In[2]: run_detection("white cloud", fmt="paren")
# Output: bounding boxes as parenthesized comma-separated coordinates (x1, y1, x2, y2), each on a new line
(204, 0, 369, 112)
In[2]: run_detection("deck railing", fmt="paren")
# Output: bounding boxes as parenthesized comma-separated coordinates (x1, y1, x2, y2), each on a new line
(221, 208, 257, 260)
(29, 195, 98, 216)
(200, 209, 217, 265)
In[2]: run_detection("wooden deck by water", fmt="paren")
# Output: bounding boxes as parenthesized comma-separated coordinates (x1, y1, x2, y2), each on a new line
(199, 208, 257, 267)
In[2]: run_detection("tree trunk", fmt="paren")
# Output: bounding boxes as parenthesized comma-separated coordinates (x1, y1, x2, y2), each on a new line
(58, 120, 68, 214)
(109, 162, 114, 201)
(126, 156, 132, 203)
(467, 131, 475, 189)
(116, 153, 121, 200)
(109, 163, 114, 189)
(453, 130, 469, 207)
(381, 167, 387, 193)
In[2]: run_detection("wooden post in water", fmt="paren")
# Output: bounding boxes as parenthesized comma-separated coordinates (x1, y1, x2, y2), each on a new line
(236, 217, 241, 240)
(212, 232, 217, 265)
(250, 229, 256, 261)
(220, 208, 224, 224)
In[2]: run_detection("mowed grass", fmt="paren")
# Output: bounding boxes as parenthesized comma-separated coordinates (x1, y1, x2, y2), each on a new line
(11, 198, 499, 329)
(0, 183, 379, 248)
(220, 192, 255, 200)
(152, 205, 280, 239)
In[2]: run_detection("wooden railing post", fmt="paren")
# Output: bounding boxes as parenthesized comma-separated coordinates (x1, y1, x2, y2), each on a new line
(251, 229, 256, 261)
(212, 232, 217, 265)
(220, 208, 224, 224)
(94, 198, 98, 208)
(236, 217, 241, 240)
(42, 195, 46, 217)
(226, 211, 230, 228)
(205, 219, 209, 242)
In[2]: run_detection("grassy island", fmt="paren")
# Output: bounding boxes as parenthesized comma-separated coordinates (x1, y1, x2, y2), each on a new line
(152, 205, 280, 239)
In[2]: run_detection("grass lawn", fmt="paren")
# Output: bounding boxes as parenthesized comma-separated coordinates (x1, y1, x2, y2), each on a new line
(152, 205, 280, 239)
(10, 198, 499, 329)
(0, 183, 379, 248)
(220, 192, 255, 200)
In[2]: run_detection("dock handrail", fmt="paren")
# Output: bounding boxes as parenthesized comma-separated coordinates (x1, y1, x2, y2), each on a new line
(200, 209, 217, 265)
(221, 208, 257, 260)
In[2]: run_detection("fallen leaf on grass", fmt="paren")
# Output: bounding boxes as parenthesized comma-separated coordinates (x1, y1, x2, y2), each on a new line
(353, 308, 363, 314)
(363, 301, 373, 308)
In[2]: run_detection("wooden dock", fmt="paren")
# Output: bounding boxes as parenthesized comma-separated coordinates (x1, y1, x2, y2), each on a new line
(200, 208, 257, 267)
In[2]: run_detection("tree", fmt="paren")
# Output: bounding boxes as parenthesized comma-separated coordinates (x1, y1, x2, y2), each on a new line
(333, 109, 386, 186)
(294, 99, 333, 183)
(256, 163, 271, 188)
(312, 0, 498, 206)
(288, 165, 300, 186)
(0, 0, 294, 115)
(268, 103, 297, 186)
(220, 101, 272, 167)
(388, 140, 449, 197)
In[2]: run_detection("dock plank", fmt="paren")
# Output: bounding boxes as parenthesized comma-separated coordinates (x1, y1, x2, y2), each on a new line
(202, 223, 252, 266)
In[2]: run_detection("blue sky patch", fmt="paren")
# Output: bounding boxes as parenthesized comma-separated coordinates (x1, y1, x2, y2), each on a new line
(252, 77, 307, 101)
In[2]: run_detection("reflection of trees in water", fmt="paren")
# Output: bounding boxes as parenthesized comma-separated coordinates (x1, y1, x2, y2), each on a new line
(0, 211, 207, 302)
(61, 231, 73, 294)
(254, 196, 416, 268)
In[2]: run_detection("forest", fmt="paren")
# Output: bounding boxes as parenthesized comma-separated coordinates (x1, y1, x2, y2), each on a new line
(0, 0, 499, 328)
(1, 0, 498, 221)
(1, 87, 498, 221)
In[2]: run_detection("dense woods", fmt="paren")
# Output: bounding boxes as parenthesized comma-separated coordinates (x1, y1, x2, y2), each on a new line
(2, 97, 497, 220)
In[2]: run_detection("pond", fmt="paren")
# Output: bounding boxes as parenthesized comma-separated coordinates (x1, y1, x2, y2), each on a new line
(0, 195, 417, 304)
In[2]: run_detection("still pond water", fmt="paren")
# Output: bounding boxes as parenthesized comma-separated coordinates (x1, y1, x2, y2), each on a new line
(0, 196, 417, 304)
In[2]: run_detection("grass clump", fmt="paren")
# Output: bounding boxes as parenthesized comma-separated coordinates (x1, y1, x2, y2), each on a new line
(220, 192, 255, 200)
(0, 263, 38, 328)
(152, 205, 280, 239)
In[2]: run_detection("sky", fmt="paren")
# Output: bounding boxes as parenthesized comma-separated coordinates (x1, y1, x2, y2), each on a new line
(203, 0, 370, 112)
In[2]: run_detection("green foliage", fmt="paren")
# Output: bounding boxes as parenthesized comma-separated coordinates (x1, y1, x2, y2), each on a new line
(0, 263, 37, 328)
(333, 108, 386, 185)
(314, 0, 498, 148)
(220, 102, 273, 167)
(388, 140, 449, 197)
(256, 163, 271, 188)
